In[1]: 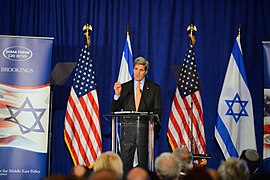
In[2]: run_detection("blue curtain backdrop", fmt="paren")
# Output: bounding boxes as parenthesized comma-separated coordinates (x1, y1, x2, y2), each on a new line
(0, 0, 269, 175)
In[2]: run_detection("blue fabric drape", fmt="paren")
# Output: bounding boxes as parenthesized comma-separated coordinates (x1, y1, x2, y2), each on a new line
(0, 0, 269, 175)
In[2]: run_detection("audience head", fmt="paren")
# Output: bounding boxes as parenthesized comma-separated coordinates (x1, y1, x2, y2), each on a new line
(155, 152, 180, 180)
(127, 167, 150, 180)
(217, 158, 250, 180)
(172, 147, 193, 174)
(239, 149, 260, 174)
(70, 164, 92, 179)
(93, 151, 123, 179)
(184, 167, 213, 180)
(89, 169, 120, 180)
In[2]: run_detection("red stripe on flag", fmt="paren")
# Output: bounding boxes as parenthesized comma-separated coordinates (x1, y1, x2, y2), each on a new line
(64, 128, 79, 165)
(86, 91, 102, 149)
(65, 93, 91, 166)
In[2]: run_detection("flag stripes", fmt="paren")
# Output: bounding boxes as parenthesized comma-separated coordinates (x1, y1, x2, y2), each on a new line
(64, 38, 102, 167)
(168, 43, 206, 160)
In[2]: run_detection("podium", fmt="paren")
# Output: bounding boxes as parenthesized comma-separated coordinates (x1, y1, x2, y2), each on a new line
(103, 111, 159, 171)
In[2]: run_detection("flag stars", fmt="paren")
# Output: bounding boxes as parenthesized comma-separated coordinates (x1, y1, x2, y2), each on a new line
(72, 46, 97, 96)
(177, 45, 201, 98)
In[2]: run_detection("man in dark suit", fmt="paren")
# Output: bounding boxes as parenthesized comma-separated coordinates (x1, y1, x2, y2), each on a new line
(111, 56, 162, 176)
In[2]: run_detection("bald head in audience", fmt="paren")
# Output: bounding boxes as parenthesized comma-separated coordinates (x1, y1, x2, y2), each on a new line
(127, 167, 150, 180)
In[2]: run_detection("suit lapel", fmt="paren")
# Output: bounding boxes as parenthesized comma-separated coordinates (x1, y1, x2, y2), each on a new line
(142, 79, 151, 98)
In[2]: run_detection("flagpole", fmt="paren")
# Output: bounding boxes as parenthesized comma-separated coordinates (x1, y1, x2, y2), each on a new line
(238, 25, 241, 38)
(126, 24, 130, 37)
(187, 24, 197, 154)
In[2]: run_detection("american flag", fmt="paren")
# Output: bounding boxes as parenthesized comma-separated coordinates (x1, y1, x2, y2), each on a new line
(64, 40, 102, 167)
(167, 44, 206, 160)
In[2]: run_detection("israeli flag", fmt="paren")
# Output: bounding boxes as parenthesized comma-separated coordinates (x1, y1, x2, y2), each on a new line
(215, 36, 257, 159)
(117, 34, 138, 166)
(117, 35, 133, 83)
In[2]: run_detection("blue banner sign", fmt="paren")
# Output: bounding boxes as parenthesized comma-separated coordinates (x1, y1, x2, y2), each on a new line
(0, 35, 53, 180)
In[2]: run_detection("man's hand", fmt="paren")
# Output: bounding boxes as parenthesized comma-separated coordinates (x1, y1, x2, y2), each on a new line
(114, 82, 122, 96)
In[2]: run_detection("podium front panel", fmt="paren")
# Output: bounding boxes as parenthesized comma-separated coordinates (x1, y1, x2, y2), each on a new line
(103, 113, 157, 171)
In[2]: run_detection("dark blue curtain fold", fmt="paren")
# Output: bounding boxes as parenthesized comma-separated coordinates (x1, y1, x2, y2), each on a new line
(0, 0, 269, 175)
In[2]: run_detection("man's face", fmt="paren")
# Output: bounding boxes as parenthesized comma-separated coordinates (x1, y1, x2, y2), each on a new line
(133, 64, 147, 81)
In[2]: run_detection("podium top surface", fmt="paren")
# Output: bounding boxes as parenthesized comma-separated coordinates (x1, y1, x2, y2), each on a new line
(103, 111, 160, 123)
(103, 111, 155, 117)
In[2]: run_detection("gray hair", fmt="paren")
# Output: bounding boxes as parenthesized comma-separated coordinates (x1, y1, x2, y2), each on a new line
(155, 152, 180, 180)
(217, 158, 250, 180)
(172, 147, 193, 174)
(133, 56, 149, 72)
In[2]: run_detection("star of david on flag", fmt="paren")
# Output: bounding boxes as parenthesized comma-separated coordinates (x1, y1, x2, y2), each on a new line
(215, 35, 257, 159)
(225, 93, 249, 123)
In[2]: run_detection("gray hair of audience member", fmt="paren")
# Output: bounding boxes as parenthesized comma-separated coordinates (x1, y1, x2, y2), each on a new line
(155, 152, 180, 180)
(217, 158, 250, 180)
(93, 151, 123, 179)
(172, 147, 193, 174)
(133, 57, 149, 72)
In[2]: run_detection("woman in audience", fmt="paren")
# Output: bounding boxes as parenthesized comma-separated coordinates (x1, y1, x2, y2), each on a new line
(93, 151, 123, 179)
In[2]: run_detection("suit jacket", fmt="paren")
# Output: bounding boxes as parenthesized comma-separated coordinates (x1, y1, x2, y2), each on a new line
(111, 78, 162, 118)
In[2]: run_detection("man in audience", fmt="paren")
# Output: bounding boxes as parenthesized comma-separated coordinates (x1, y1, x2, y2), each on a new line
(70, 164, 92, 179)
(89, 169, 120, 180)
(155, 152, 180, 180)
(184, 167, 214, 180)
(217, 158, 249, 180)
(127, 167, 150, 180)
(172, 147, 193, 178)
(93, 151, 123, 179)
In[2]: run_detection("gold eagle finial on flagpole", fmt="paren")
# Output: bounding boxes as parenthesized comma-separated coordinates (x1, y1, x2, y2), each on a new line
(83, 24, 92, 48)
(238, 24, 241, 37)
(126, 24, 130, 37)
(187, 24, 197, 46)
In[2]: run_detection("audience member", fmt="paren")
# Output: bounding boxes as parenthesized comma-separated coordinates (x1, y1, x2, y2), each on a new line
(89, 169, 120, 180)
(93, 151, 123, 179)
(184, 167, 213, 180)
(239, 149, 260, 174)
(44, 174, 72, 180)
(127, 167, 150, 180)
(70, 164, 92, 179)
(172, 147, 193, 178)
(217, 158, 249, 180)
(155, 152, 180, 180)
